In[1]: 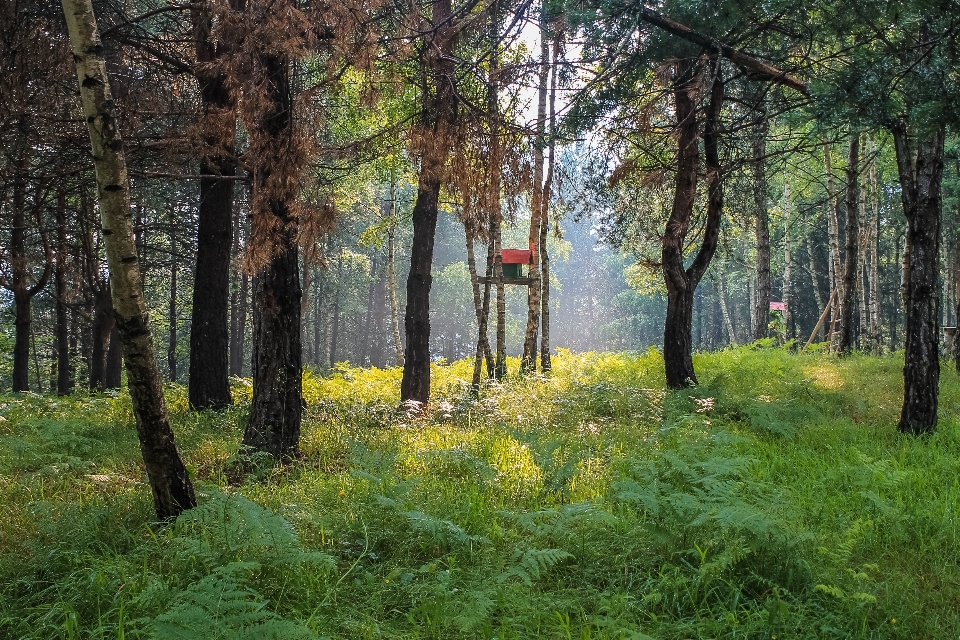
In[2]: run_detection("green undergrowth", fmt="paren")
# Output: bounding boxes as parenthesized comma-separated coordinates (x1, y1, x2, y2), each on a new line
(1, 346, 959, 639)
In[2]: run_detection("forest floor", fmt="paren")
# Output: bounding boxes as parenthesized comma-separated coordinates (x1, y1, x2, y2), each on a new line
(1, 346, 959, 639)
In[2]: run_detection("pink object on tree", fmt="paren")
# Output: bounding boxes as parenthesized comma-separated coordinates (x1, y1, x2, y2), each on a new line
(769, 301, 786, 312)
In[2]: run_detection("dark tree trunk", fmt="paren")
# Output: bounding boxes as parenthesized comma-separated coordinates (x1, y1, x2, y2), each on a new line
(187, 0, 238, 410)
(243, 239, 302, 459)
(893, 121, 945, 434)
(55, 188, 73, 395)
(168, 219, 178, 382)
(401, 179, 440, 403)
(242, 51, 302, 460)
(400, 0, 457, 405)
(90, 286, 114, 391)
(662, 60, 724, 389)
(106, 324, 122, 389)
(13, 296, 31, 392)
(838, 133, 860, 355)
(5, 162, 52, 392)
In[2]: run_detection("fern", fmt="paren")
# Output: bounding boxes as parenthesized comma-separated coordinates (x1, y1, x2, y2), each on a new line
(404, 510, 490, 548)
(498, 547, 573, 585)
(148, 562, 315, 640)
(173, 491, 335, 572)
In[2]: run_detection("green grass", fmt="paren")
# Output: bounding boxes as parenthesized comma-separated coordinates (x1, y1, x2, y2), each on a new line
(1, 346, 959, 639)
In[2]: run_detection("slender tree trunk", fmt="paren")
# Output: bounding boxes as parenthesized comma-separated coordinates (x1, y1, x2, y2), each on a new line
(484, 1, 506, 381)
(782, 182, 792, 339)
(892, 120, 945, 434)
(540, 33, 559, 373)
(330, 254, 342, 366)
(752, 95, 770, 341)
(302, 261, 313, 362)
(62, 0, 195, 518)
(168, 206, 178, 382)
(869, 134, 882, 351)
(838, 133, 860, 355)
(954, 196, 960, 372)
(824, 141, 842, 347)
(55, 188, 73, 395)
(521, 27, 550, 372)
(466, 227, 493, 388)
(370, 258, 387, 368)
(105, 324, 122, 389)
(6, 161, 52, 392)
(89, 286, 114, 391)
(400, 0, 457, 404)
(360, 258, 376, 364)
(313, 276, 324, 366)
(807, 230, 825, 341)
(387, 183, 404, 367)
(858, 151, 872, 348)
(716, 261, 738, 346)
(187, 0, 239, 410)
(662, 61, 724, 388)
(242, 50, 302, 460)
(229, 270, 242, 375)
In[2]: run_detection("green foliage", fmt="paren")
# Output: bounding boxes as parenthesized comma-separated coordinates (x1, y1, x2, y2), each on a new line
(2, 349, 960, 638)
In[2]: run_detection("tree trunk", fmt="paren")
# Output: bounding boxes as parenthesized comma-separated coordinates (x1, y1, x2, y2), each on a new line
(807, 230, 825, 340)
(662, 60, 724, 388)
(330, 258, 341, 366)
(716, 261, 738, 346)
(370, 257, 387, 368)
(229, 272, 242, 375)
(521, 27, 550, 373)
(868, 134, 882, 352)
(5, 158, 52, 392)
(466, 227, 493, 388)
(824, 141, 842, 348)
(387, 183, 404, 367)
(858, 154, 871, 348)
(540, 33, 560, 373)
(89, 286, 114, 391)
(893, 121, 945, 434)
(55, 187, 73, 395)
(242, 50, 302, 460)
(168, 208, 178, 382)
(954, 196, 960, 371)
(62, 0, 195, 518)
(302, 261, 313, 362)
(400, 0, 457, 404)
(188, 0, 238, 410)
(838, 134, 860, 355)
(782, 182, 792, 339)
(752, 95, 770, 341)
(106, 324, 122, 389)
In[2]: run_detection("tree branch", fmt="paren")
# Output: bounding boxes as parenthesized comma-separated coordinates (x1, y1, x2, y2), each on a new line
(637, 5, 808, 95)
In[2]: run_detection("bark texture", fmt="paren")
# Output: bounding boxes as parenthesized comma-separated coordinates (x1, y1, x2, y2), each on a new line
(838, 134, 860, 355)
(751, 97, 770, 341)
(242, 51, 302, 460)
(400, 0, 457, 404)
(893, 121, 944, 435)
(188, 0, 238, 410)
(62, 0, 195, 519)
(662, 61, 723, 388)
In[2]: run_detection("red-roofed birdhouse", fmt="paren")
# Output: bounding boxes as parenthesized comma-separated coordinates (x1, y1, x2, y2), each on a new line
(500, 249, 533, 277)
